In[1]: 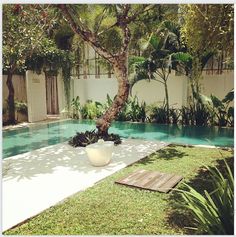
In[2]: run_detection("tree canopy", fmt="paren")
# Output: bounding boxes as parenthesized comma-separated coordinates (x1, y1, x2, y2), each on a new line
(180, 4, 234, 54)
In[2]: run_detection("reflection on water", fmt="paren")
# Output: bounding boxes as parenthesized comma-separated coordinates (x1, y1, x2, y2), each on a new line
(3, 119, 234, 158)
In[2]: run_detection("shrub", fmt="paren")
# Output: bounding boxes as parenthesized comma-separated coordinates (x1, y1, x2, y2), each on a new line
(15, 101, 28, 115)
(70, 96, 81, 119)
(125, 96, 146, 122)
(210, 94, 234, 127)
(198, 90, 234, 127)
(181, 106, 193, 125)
(148, 103, 180, 124)
(68, 130, 122, 147)
(179, 159, 234, 234)
(191, 103, 210, 126)
(180, 103, 210, 126)
(105, 95, 147, 122)
(169, 108, 181, 124)
(81, 100, 103, 119)
(150, 104, 168, 124)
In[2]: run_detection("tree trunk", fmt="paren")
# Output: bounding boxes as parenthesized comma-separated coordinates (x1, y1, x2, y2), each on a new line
(6, 71, 16, 124)
(96, 56, 129, 135)
(164, 80, 170, 124)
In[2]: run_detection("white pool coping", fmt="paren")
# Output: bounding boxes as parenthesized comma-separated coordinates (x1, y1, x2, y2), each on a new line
(2, 139, 168, 232)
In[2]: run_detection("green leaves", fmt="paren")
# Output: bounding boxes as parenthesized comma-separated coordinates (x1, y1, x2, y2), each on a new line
(179, 159, 234, 234)
(3, 4, 56, 72)
(171, 52, 192, 63)
(197, 90, 234, 127)
(68, 130, 121, 147)
(180, 4, 233, 54)
(222, 89, 234, 103)
(70, 96, 81, 119)
(149, 34, 162, 50)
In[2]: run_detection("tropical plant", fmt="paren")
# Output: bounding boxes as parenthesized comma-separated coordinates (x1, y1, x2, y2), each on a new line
(179, 4, 233, 117)
(104, 95, 146, 122)
(169, 108, 181, 124)
(15, 101, 28, 115)
(3, 4, 56, 123)
(147, 102, 181, 124)
(70, 96, 81, 119)
(125, 96, 146, 122)
(148, 103, 169, 124)
(81, 100, 103, 120)
(191, 103, 210, 126)
(68, 130, 121, 147)
(56, 4, 158, 135)
(129, 20, 188, 123)
(199, 89, 234, 127)
(179, 159, 234, 234)
(172, 50, 214, 103)
(180, 4, 234, 54)
(180, 106, 193, 125)
(102, 94, 115, 112)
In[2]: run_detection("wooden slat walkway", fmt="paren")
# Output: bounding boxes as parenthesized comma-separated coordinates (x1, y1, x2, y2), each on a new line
(115, 169, 183, 193)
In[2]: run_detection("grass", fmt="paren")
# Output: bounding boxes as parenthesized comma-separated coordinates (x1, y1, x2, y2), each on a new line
(4, 145, 233, 235)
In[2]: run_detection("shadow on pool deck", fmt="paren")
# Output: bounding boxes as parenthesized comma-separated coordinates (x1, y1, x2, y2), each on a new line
(3, 139, 168, 181)
(2, 139, 169, 232)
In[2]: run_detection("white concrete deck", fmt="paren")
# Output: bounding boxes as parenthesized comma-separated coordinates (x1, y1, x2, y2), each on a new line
(2, 139, 168, 232)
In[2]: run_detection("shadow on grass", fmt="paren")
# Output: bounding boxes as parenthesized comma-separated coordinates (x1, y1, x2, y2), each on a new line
(134, 145, 188, 166)
(166, 155, 234, 235)
(157, 147, 187, 160)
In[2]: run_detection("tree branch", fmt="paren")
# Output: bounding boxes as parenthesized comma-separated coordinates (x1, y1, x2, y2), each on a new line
(125, 4, 155, 24)
(94, 7, 108, 34)
(57, 4, 115, 63)
(97, 21, 118, 36)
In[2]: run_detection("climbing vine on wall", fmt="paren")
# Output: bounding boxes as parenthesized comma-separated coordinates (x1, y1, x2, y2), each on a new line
(25, 38, 75, 108)
(61, 53, 74, 109)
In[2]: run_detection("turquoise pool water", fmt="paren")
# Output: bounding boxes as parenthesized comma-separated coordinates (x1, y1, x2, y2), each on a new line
(3, 119, 234, 158)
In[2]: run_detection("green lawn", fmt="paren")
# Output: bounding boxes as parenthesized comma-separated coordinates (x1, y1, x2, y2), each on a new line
(4, 145, 233, 235)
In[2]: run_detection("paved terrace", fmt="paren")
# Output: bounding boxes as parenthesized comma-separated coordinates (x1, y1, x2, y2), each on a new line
(2, 139, 168, 232)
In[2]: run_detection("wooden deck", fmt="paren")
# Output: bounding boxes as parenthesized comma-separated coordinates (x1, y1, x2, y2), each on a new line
(115, 169, 183, 193)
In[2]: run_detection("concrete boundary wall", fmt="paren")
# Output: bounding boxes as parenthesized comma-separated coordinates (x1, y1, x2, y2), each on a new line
(2, 75, 27, 107)
(26, 71, 47, 122)
(71, 71, 234, 108)
(2, 70, 234, 123)
(201, 71, 234, 99)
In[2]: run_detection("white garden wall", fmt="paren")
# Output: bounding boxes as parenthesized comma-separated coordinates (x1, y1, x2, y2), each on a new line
(201, 71, 234, 99)
(72, 77, 118, 105)
(2, 70, 234, 123)
(131, 74, 188, 108)
(26, 71, 47, 122)
(2, 75, 27, 106)
(71, 71, 233, 108)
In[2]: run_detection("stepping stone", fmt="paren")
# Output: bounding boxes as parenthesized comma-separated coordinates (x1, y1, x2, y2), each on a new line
(115, 169, 183, 193)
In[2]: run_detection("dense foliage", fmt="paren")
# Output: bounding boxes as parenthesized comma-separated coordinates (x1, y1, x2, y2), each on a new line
(70, 95, 147, 123)
(3, 5, 54, 73)
(68, 130, 121, 147)
(180, 159, 234, 234)
(69, 90, 233, 127)
(181, 4, 234, 53)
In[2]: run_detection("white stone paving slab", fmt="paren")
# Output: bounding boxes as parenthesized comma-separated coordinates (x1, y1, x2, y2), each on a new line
(2, 139, 168, 232)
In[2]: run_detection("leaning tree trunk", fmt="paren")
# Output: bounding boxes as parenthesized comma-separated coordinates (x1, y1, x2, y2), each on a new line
(6, 70, 16, 124)
(96, 57, 129, 135)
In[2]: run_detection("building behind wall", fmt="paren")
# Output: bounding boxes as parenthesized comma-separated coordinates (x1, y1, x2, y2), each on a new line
(71, 45, 234, 108)
(2, 45, 234, 123)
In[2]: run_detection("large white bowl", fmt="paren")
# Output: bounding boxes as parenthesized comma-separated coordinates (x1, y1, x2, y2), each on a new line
(85, 139, 114, 166)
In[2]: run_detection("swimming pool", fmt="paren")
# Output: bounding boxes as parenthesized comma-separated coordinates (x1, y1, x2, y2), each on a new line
(3, 119, 234, 158)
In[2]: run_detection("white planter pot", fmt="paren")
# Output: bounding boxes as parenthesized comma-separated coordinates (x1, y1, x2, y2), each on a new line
(85, 139, 114, 167)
